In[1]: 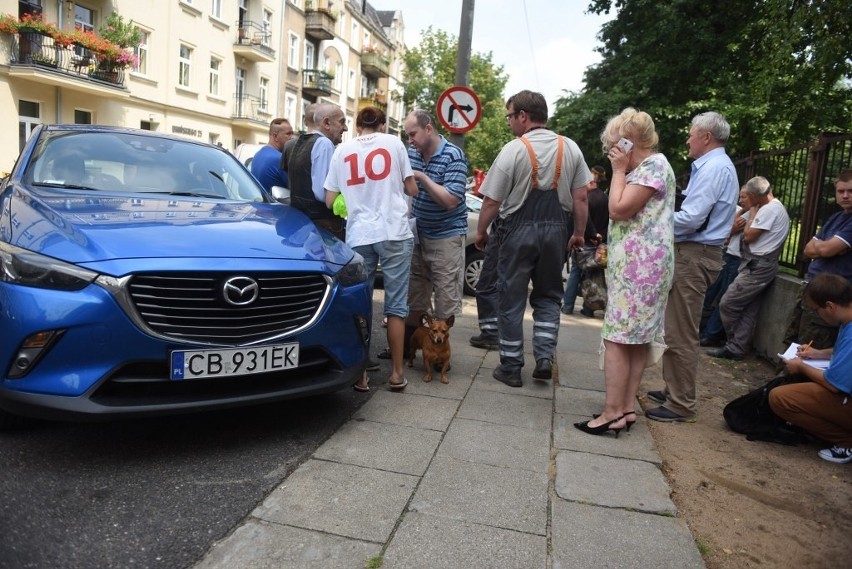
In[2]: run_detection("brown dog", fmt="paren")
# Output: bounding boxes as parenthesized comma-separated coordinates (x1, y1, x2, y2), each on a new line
(407, 313, 454, 384)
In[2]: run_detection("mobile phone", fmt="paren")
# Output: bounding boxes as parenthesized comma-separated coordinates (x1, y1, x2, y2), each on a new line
(617, 138, 634, 152)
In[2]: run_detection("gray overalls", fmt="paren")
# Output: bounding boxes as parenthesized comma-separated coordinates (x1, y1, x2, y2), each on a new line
(493, 134, 569, 371)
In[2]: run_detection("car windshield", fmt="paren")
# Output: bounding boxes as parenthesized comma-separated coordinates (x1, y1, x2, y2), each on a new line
(25, 130, 267, 202)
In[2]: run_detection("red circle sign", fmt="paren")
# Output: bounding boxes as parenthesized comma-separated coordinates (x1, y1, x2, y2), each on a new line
(436, 86, 482, 134)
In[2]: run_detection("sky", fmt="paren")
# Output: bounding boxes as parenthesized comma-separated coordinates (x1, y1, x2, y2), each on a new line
(368, 0, 615, 110)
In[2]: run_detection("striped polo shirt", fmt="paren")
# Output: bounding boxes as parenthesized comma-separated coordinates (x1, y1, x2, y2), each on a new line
(408, 135, 469, 240)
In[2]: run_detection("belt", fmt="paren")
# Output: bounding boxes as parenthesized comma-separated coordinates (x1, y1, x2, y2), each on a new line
(677, 241, 723, 250)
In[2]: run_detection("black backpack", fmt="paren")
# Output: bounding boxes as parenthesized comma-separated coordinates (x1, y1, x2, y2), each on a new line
(723, 374, 809, 445)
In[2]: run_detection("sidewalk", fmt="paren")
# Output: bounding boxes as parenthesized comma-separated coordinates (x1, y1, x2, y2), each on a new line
(194, 295, 705, 569)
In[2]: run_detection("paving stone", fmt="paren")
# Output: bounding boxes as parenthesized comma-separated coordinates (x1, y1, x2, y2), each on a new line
(254, 459, 417, 543)
(437, 417, 550, 473)
(194, 518, 381, 569)
(353, 390, 460, 432)
(382, 512, 546, 569)
(314, 417, 442, 476)
(555, 450, 675, 515)
(409, 455, 548, 535)
(551, 501, 704, 569)
(553, 412, 661, 465)
(458, 387, 553, 431)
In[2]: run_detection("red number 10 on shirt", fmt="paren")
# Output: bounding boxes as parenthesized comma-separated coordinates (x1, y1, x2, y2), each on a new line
(343, 149, 392, 186)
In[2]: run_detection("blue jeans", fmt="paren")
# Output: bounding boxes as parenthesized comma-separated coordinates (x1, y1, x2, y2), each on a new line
(562, 253, 583, 312)
(354, 238, 415, 319)
(701, 252, 741, 340)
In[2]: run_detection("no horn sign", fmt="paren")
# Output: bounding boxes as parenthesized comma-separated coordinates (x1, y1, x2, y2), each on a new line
(436, 86, 482, 134)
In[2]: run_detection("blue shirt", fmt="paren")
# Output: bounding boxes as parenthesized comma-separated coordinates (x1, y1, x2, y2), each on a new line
(310, 131, 334, 202)
(674, 147, 738, 245)
(826, 321, 852, 394)
(806, 211, 852, 282)
(250, 145, 288, 192)
(408, 135, 469, 239)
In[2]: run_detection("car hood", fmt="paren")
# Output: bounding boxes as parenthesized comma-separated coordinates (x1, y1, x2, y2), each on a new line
(4, 187, 352, 274)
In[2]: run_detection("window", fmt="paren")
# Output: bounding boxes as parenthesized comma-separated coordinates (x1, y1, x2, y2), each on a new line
(74, 5, 94, 33)
(352, 22, 359, 46)
(285, 93, 297, 126)
(363, 32, 371, 49)
(262, 9, 272, 46)
(335, 62, 342, 91)
(140, 121, 153, 131)
(209, 57, 221, 96)
(348, 70, 356, 98)
(211, 0, 222, 19)
(288, 33, 299, 69)
(304, 42, 314, 71)
(18, 100, 40, 152)
(134, 30, 149, 75)
(179, 45, 192, 87)
(259, 78, 269, 112)
(74, 110, 92, 125)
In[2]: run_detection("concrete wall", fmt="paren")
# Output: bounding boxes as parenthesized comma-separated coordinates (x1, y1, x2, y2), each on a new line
(752, 273, 803, 362)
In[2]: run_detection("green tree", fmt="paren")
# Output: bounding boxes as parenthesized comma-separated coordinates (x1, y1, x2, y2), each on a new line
(400, 27, 511, 172)
(552, 0, 852, 176)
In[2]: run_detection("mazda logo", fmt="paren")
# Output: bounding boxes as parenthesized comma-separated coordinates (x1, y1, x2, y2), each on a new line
(223, 276, 259, 306)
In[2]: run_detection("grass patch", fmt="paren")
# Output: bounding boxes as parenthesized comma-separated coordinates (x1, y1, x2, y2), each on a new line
(696, 538, 711, 556)
(365, 556, 384, 569)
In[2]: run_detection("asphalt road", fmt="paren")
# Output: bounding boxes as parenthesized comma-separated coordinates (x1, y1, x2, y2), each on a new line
(0, 299, 386, 569)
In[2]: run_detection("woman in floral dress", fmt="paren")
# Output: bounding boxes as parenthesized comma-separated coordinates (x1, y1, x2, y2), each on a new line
(575, 108, 675, 437)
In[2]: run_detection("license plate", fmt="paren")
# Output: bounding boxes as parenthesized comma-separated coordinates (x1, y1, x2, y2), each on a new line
(170, 343, 299, 380)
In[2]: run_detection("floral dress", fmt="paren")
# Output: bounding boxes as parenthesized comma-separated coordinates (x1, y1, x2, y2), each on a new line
(601, 153, 675, 345)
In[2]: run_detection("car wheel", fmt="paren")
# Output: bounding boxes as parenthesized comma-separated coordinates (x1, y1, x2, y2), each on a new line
(463, 250, 484, 296)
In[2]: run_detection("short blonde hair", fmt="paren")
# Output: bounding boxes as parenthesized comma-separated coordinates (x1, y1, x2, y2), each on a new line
(600, 107, 659, 154)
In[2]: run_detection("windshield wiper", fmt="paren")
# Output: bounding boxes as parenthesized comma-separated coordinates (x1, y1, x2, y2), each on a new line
(32, 182, 98, 191)
(164, 191, 225, 199)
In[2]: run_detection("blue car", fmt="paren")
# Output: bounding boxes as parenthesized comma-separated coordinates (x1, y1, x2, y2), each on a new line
(0, 125, 372, 429)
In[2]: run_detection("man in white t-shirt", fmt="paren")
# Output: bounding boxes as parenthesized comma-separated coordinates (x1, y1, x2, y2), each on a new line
(709, 176, 790, 360)
(324, 106, 419, 391)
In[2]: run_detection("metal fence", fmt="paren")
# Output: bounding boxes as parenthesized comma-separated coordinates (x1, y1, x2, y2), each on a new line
(680, 133, 852, 275)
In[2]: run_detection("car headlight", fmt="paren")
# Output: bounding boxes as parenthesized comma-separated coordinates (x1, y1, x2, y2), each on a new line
(336, 251, 368, 286)
(0, 242, 97, 290)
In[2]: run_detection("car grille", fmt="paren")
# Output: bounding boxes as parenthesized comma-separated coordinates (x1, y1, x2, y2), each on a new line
(127, 272, 329, 345)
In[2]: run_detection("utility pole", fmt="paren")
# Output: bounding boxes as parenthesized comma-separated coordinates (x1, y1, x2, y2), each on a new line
(450, 0, 474, 150)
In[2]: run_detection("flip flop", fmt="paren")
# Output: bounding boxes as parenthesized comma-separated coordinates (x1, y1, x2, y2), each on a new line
(388, 377, 408, 391)
(353, 378, 370, 392)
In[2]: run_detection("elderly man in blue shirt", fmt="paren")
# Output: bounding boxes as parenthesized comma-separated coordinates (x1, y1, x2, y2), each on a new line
(646, 112, 739, 422)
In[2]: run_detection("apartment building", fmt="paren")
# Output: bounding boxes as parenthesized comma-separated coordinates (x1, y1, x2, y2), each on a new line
(0, 0, 406, 173)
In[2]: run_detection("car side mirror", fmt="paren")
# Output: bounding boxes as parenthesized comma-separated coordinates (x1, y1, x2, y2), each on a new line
(270, 186, 290, 205)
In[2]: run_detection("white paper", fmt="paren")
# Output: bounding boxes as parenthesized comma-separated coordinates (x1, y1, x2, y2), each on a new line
(777, 342, 831, 370)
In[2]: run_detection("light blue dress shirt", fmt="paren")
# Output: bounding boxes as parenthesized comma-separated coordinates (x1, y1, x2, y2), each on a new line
(674, 147, 739, 245)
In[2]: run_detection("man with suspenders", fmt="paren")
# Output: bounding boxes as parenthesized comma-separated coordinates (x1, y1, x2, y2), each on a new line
(474, 90, 591, 387)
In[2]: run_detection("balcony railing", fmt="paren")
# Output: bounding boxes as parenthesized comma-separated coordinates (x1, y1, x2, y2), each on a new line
(357, 93, 387, 112)
(305, 8, 336, 41)
(302, 69, 333, 97)
(234, 20, 275, 62)
(232, 93, 272, 123)
(361, 51, 389, 78)
(10, 31, 125, 87)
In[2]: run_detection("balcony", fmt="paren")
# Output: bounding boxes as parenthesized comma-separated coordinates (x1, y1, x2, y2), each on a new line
(302, 69, 333, 97)
(357, 92, 387, 113)
(6, 31, 128, 94)
(231, 93, 272, 127)
(305, 8, 336, 41)
(361, 51, 389, 78)
(233, 21, 275, 63)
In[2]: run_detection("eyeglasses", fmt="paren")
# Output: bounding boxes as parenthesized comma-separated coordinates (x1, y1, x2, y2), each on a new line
(505, 111, 520, 121)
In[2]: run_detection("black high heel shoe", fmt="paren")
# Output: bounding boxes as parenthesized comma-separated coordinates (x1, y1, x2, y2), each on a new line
(623, 410, 637, 432)
(574, 416, 625, 438)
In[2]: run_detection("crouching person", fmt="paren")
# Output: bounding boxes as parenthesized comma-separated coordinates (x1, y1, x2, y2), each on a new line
(769, 273, 852, 463)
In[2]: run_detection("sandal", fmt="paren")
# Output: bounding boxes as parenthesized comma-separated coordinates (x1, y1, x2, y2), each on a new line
(353, 377, 370, 392)
(388, 377, 408, 391)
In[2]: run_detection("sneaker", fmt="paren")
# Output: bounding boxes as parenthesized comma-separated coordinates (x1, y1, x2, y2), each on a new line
(470, 334, 499, 350)
(645, 406, 696, 423)
(492, 366, 522, 387)
(818, 445, 852, 464)
(646, 390, 666, 404)
(532, 358, 552, 380)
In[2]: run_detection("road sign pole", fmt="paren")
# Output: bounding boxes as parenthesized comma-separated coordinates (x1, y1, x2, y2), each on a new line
(451, 0, 475, 150)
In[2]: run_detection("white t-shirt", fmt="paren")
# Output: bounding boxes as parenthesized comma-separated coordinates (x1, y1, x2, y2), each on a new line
(324, 132, 414, 248)
(748, 198, 790, 256)
(727, 207, 746, 258)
